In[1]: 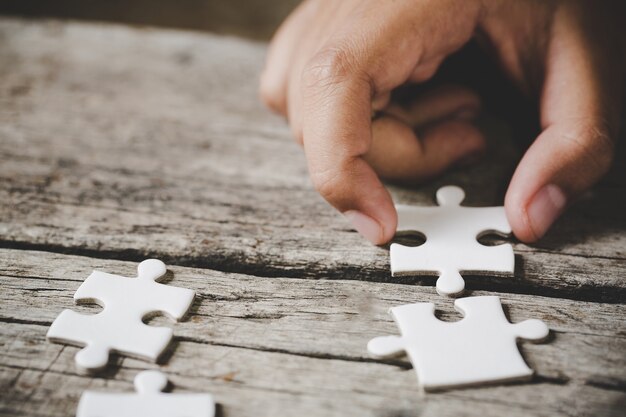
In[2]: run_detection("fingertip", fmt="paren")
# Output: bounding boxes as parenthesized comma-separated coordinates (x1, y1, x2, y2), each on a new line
(505, 183, 567, 243)
(527, 184, 567, 239)
(330, 173, 397, 245)
(344, 210, 385, 245)
(505, 191, 537, 243)
(343, 201, 397, 245)
(377, 199, 399, 244)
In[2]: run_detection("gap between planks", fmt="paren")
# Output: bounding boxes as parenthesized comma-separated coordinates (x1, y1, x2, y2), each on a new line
(1, 241, 624, 305)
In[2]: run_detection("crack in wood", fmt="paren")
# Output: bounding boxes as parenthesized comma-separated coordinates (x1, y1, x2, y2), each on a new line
(1, 240, 624, 304)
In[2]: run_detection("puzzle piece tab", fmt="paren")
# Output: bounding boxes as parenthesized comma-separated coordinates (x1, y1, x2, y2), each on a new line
(47, 259, 195, 373)
(76, 370, 215, 417)
(391, 185, 514, 296)
(368, 296, 549, 391)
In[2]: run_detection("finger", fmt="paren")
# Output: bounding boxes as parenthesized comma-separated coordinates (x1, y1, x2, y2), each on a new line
(405, 85, 482, 125)
(300, 50, 396, 244)
(505, 5, 621, 242)
(259, 0, 313, 114)
(506, 123, 615, 242)
(384, 85, 482, 127)
(300, 2, 483, 244)
(365, 116, 486, 182)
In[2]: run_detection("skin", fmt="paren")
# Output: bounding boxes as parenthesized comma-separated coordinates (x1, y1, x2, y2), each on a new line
(260, 0, 624, 244)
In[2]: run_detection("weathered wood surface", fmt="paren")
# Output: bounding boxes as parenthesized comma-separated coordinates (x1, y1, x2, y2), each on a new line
(1, 249, 625, 417)
(0, 18, 624, 417)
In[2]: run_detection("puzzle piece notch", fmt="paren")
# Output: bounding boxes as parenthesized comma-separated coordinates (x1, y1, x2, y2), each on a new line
(368, 296, 549, 391)
(47, 259, 195, 373)
(391, 185, 514, 297)
(76, 370, 215, 417)
(435, 184, 465, 206)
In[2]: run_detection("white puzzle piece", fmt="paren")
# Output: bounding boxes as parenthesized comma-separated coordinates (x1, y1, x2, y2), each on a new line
(391, 185, 514, 296)
(76, 370, 215, 417)
(368, 296, 549, 391)
(47, 259, 195, 373)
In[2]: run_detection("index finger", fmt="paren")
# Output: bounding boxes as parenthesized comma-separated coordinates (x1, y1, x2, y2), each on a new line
(301, 47, 396, 244)
(299, 1, 482, 244)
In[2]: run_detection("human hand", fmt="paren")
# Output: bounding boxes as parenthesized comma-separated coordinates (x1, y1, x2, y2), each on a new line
(260, 0, 623, 244)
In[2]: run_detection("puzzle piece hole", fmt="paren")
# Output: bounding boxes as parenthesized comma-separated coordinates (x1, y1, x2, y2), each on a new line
(142, 311, 177, 327)
(74, 298, 105, 314)
(433, 304, 466, 323)
(476, 232, 512, 246)
(153, 269, 175, 285)
(392, 231, 426, 247)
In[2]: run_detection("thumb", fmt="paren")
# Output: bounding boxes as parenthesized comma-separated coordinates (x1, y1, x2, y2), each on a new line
(505, 122, 614, 242)
(505, 5, 621, 242)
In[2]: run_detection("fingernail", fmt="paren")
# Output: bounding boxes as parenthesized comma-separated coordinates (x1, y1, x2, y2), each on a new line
(527, 184, 567, 239)
(343, 210, 383, 244)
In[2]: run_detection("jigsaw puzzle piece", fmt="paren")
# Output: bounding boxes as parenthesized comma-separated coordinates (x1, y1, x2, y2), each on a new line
(368, 296, 549, 391)
(391, 186, 514, 296)
(76, 370, 215, 417)
(47, 259, 195, 372)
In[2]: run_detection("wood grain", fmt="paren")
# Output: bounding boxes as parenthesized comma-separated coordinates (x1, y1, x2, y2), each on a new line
(1, 249, 625, 417)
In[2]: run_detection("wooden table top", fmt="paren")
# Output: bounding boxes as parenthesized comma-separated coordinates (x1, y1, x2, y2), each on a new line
(1, 18, 624, 417)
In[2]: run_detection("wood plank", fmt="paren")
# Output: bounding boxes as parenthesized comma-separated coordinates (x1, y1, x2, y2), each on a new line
(0, 18, 624, 303)
(3, 357, 625, 417)
(1, 249, 624, 417)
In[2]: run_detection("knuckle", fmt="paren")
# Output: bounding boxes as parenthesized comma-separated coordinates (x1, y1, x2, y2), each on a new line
(302, 46, 358, 89)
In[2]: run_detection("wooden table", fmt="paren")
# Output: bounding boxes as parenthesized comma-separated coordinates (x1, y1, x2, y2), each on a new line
(1, 18, 624, 417)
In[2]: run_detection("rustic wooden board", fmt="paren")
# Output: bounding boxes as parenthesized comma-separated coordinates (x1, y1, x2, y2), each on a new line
(0, 18, 624, 417)
(1, 249, 625, 417)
